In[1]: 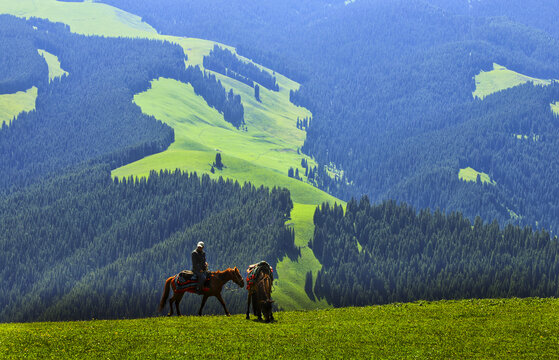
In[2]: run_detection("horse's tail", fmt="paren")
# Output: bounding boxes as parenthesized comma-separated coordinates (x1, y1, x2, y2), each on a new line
(158, 276, 173, 312)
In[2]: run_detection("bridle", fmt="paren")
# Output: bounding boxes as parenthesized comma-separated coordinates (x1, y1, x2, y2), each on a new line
(224, 268, 244, 292)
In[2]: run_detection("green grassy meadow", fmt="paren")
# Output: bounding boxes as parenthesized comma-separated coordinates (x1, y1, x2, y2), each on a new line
(1, 298, 558, 359)
(458, 167, 496, 185)
(473, 63, 554, 100)
(0, 0, 156, 38)
(1, 0, 342, 309)
(0, 87, 37, 126)
(111, 77, 338, 308)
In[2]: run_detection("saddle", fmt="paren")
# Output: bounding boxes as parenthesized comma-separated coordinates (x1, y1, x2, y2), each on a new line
(172, 270, 212, 293)
(246, 261, 273, 290)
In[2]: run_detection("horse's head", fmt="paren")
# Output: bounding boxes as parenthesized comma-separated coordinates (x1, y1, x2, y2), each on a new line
(232, 266, 244, 288)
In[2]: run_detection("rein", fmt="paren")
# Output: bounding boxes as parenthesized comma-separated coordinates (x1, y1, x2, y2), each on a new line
(254, 273, 274, 294)
(224, 282, 243, 292)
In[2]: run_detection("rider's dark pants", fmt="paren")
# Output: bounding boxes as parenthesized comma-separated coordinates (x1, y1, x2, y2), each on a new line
(197, 271, 206, 291)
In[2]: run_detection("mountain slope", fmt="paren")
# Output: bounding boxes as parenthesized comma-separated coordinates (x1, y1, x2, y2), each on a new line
(94, 0, 559, 233)
(0, 0, 341, 312)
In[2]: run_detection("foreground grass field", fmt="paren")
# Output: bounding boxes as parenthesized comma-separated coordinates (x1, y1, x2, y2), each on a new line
(1, 298, 558, 359)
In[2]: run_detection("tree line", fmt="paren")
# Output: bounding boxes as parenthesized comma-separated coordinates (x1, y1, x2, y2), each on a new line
(179, 65, 245, 128)
(0, 165, 296, 322)
(0, 15, 48, 95)
(310, 197, 559, 307)
(203, 45, 279, 91)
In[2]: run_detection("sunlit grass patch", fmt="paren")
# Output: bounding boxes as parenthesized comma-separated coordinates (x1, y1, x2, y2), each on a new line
(0, 0, 157, 37)
(458, 167, 496, 185)
(0, 86, 37, 126)
(38, 49, 68, 82)
(473, 63, 554, 100)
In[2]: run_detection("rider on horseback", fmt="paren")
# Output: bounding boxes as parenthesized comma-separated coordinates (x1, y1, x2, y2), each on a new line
(192, 241, 208, 294)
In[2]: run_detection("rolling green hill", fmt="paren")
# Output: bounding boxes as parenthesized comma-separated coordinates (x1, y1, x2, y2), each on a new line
(1, 298, 558, 359)
(0, 0, 341, 310)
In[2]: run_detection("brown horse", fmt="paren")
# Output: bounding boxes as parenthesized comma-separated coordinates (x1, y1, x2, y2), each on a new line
(246, 272, 274, 322)
(159, 267, 244, 316)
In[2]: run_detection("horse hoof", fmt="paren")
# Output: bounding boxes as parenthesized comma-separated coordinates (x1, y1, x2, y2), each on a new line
(246, 316, 250, 320)
(226, 313, 231, 317)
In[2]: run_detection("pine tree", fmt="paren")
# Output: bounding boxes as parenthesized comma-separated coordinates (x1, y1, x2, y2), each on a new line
(304, 271, 315, 301)
(254, 84, 261, 102)
(215, 153, 223, 170)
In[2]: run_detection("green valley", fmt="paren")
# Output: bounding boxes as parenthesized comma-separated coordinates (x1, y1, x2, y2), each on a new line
(4, 0, 559, 338)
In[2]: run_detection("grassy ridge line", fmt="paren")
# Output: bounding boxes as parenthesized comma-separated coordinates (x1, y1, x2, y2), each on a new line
(0, 87, 37, 126)
(2, 298, 558, 359)
(473, 63, 555, 100)
(37, 49, 68, 82)
(0, 0, 156, 37)
(1, 0, 341, 309)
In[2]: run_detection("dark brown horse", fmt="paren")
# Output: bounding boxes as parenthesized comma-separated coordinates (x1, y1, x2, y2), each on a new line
(246, 272, 274, 322)
(159, 267, 244, 316)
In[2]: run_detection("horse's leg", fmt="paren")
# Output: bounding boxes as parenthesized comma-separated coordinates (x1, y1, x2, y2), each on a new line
(198, 295, 209, 316)
(168, 294, 175, 316)
(175, 293, 183, 316)
(252, 293, 262, 321)
(216, 293, 231, 316)
(246, 292, 252, 320)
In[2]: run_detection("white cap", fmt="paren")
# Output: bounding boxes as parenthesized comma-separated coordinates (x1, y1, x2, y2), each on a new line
(197, 241, 205, 248)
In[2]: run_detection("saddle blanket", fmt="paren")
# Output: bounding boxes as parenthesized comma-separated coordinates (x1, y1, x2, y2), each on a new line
(171, 271, 211, 294)
(246, 261, 273, 290)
